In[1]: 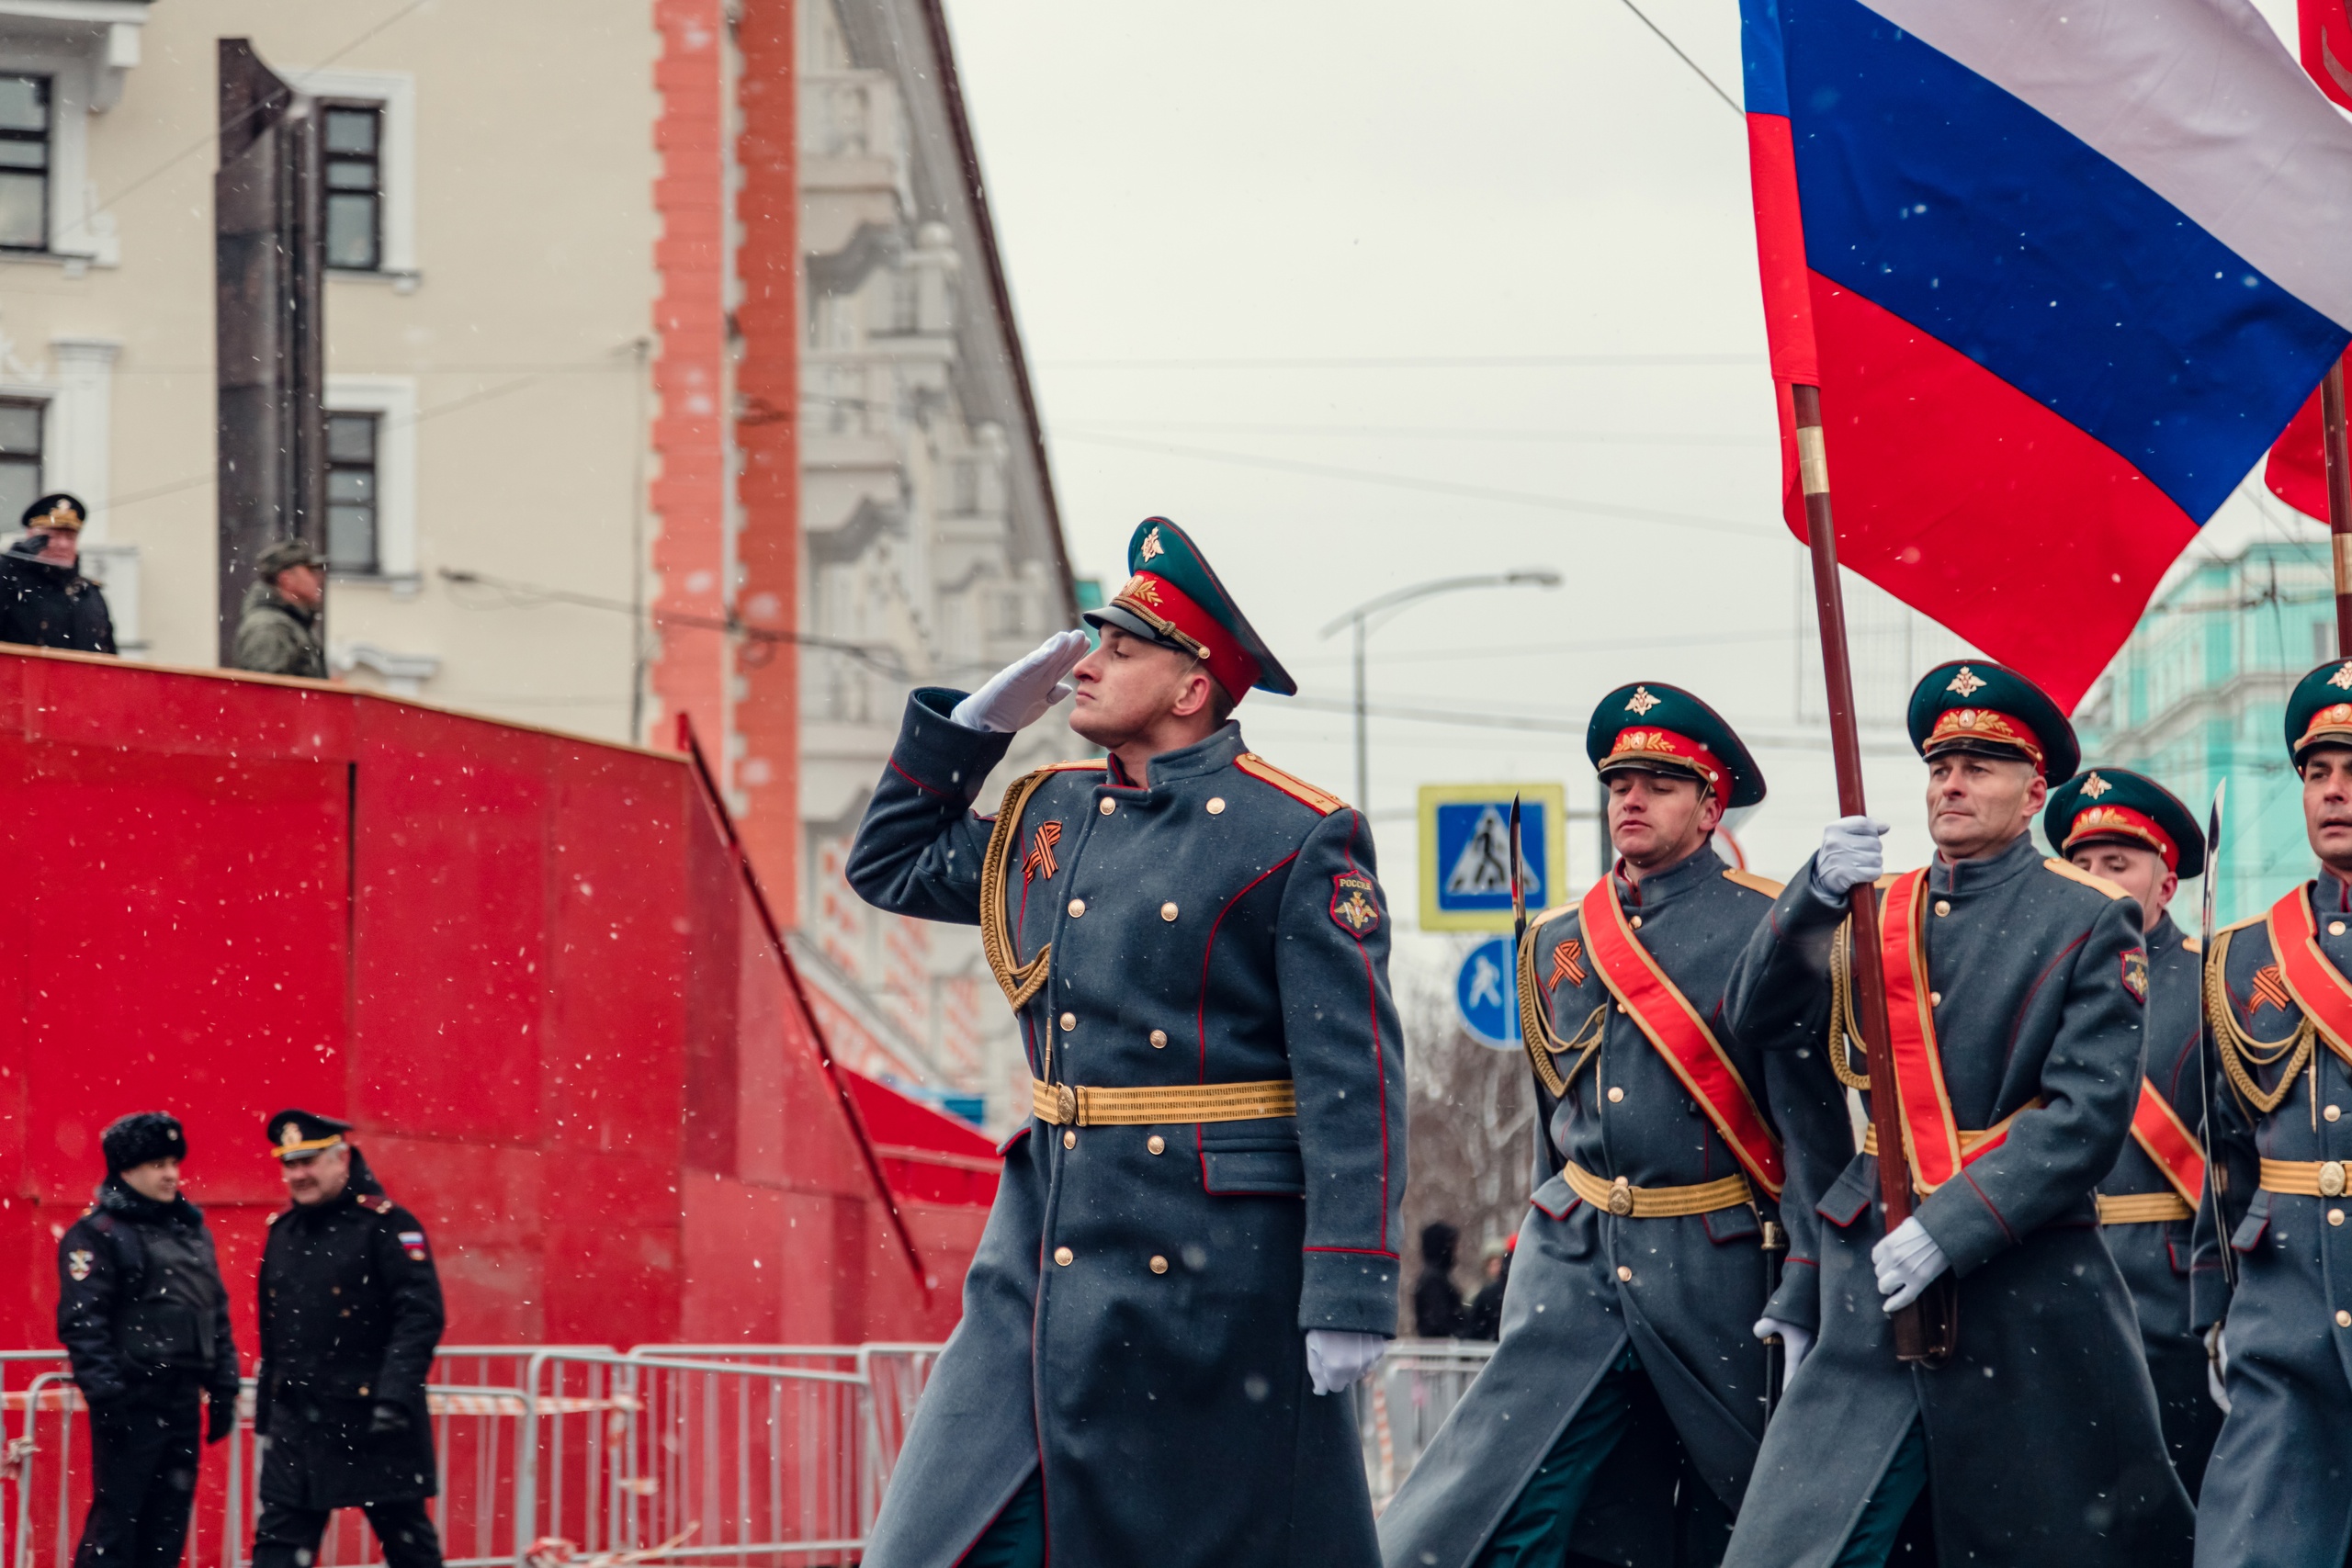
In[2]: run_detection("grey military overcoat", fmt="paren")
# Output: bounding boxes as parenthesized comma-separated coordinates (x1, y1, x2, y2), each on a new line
(1720, 834, 2192, 1568)
(2191, 873, 2352, 1567)
(844, 692, 1407, 1568)
(1379, 848, 1841, 1568)
(2096, 912, 2222, 1496)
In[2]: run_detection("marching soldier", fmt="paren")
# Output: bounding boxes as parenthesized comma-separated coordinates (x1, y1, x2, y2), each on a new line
(252, 1111, 447, 1568)
(2192, 661, 2352, 1566)
(2043, 768, 2222, 1495)
(1721, 661, 2191, 1568)
(844, 518, 1407, 1568)
(1378, 684, 1842, 1568)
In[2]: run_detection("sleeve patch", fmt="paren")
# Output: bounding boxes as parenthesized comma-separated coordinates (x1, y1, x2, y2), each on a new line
(1330, 872, 1383, 938)
(65, 1249, 93, 1280)
(398, 1231, 428, 1261)
(2121, 948, 2149, 1003)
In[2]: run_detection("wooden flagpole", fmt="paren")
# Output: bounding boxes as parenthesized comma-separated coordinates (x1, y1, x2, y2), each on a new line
(1791, 383, 1957, 1364)
(2324, 362, 2352, 654)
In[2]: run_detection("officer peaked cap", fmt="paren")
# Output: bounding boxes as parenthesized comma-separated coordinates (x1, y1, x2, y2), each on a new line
(1082, 517, 1295, 699)
(1586, 682, 1765, 809)
(2286, 660, 2352, 766)
(266, 1108, 353, 1161)
(2043, 768, 2205, 880)
(1906, 660, 2078, 783)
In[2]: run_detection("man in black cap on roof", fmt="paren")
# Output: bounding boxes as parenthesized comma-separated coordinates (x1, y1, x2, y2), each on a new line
(2044, 766, 2222, 1496)
(251, 1111, 446, 1568)
(1720, 660, 2191, 1568)
(57, 1112, 241, 1568)
(845, 517, 1407, 1568)
(1380, 682, 1842, 1568)
(0, 492, 115, 654)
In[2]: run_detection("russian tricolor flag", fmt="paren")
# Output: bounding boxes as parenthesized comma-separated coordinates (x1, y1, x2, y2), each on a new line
(1741, 0, 2352, 707)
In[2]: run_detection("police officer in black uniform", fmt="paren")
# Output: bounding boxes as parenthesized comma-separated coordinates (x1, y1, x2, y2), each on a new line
(252, 1111, 447, 1568)
(57, 1112, 240, 1568)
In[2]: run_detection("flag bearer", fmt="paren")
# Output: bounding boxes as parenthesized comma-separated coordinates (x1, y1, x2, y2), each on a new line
(1378, 683, 1839, 1568)
(2043, 767, 2222, 1496)
(2192, 661, 2352, 1567)
(844, 518, 1407, 1568)
(1721, 661, 2192, 1568)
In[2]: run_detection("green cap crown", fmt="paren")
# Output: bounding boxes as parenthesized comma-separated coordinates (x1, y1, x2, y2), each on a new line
(2285, 660, 2352, 764)
(2042, 767, 2204, 879)
(1906, 660, 2078, 782)
(1585, 682, 1766, 808)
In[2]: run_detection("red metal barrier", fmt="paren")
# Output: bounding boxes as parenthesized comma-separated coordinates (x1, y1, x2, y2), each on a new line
(0, 647, 991, 1363)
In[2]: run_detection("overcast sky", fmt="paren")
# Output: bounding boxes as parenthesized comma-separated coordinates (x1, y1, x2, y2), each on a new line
(944, 0, 2319, 985)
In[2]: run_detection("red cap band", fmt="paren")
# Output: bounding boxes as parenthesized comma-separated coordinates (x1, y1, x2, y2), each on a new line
(1108, 571, 1261, 701)
(2065, 804, 2178, 873)
(1924, 707, 2046, 775)
(1599, 727, 1728, 794)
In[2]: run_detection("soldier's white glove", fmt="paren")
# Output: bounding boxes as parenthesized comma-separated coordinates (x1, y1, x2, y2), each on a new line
(1811, 816, 1890, 905)
(2206, 1323, 2231, 1412)
(1306, 1329, 1385, 1395)
(949, 630, 1091, 733)
(1752, 1316, 1813, 1391)
(1871, 1216, 1950, 1313)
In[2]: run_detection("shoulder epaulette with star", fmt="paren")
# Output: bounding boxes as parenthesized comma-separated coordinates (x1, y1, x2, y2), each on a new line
(361, 1195, 396, 1215)
(1234, 753, 1346, 815)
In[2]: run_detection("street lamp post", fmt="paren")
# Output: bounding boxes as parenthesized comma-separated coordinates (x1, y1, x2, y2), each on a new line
(1317, 570, 1565, 808)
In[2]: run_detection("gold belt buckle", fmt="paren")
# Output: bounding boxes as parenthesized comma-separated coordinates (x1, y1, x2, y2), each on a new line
(2323, 1160, 2347, 1199)
(1056, 1084, 1080, 1125)
(1608, 1176, 1634, 1217)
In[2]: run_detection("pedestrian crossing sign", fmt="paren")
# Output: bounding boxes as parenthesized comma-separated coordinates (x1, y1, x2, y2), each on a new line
(1418, 783, 1568, 932)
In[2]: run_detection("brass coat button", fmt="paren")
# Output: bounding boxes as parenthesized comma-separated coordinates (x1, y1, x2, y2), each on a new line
(2332, 1208, 2345, 1227)
(1055, 1247, 1074, 1267)
(2323, 1161, 2348, 1199)
(1061, 1012, 1077, 1032)
(1062, 1130, 1076, 1149)
(1068, 898, 1086, 918)
(2330, 1105, 2343, 1123)
(1099, 798, 1115, 816)
(2338, 1309, 2350, 1328)
(2334, 920, 2346, 937)
(1207, 797, 1227, 815)
(1148, 1135, 1165, 1155)
(1161, 902, 1179, 921)
(1616, 1265, 1634, 1281)
(1930, 991, 1941, 1006)
(1934, 900, 1951, 917)
(1630, 915, 1643, 930)
(1149, 1255, 1170, 1274)
(1149, 1029, 1168, 1049)
(1607, 1087, 1624, 1103)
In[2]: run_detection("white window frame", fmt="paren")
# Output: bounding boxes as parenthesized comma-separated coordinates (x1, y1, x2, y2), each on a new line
(323, 374, 417, 583)
(286, 66, 417, 283)
(0, 40, 112, 265)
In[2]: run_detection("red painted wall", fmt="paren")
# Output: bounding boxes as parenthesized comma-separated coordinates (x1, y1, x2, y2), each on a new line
(0, 649, 987, 1357)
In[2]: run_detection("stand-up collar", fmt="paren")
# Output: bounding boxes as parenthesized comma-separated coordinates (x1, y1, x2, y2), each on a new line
(2147, 910, 2185, 957)
(1616, 843, 1724, 909)
(1928, 829, 2040, 895)
(2320, 866, 2352, 915)
(1105, 722, 1247, 790)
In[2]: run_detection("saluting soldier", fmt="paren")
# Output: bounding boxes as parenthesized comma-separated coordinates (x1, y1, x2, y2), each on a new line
(1379, 684, 1841, 1568)
(2191, 661, 2352, 1566)
(2043, 767, 2222, 1495)
(844, 518, 1407, 1568)
(252, 1111, 447, 1568)
(1720, 661, 2192, 1568)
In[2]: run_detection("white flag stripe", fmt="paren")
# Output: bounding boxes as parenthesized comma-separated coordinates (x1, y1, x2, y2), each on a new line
(1862, 0, 2352, 330)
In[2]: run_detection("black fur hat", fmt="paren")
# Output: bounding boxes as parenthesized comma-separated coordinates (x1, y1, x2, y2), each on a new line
(101, 1111, 187, 1174)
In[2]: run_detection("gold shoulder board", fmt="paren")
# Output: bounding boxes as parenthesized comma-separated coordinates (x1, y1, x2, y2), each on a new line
(2042, 858, 2130, 899)
(1723, 869, 1785, 897)
(1234, 753, 1347, 816)
(2181, 935, 2203, 954)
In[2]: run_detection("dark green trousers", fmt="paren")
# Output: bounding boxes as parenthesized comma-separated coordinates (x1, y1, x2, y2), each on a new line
(958, 1469, 1045, 1568)
(1828, 1420, 1928, 1568)
(1474, 1348, 1644, 1568)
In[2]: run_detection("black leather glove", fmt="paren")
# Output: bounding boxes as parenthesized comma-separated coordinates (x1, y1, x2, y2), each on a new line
(206, 1393, 236, 1445)
(367, 1402, 409, 1437)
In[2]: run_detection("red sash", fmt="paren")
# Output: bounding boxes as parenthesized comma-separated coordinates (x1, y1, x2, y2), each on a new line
(2268, 885, 2352, 1068)
(2128, 1079, 2207, 1206)
(1580, 878, 1784, 1198)
(1879, 869, 2026, 1193)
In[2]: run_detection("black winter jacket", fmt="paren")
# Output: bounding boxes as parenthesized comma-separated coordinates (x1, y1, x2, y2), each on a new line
(56, 1179, 239, 1407)
(0, 543, 114, 653)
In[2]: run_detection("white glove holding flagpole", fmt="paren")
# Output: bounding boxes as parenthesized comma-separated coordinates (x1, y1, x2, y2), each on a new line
(1306, 1329, 1385, 1395)
(1812, 815, 1890, 904)
(1871, 1216, 1951, 1313)
(950, 630, 1092, 733)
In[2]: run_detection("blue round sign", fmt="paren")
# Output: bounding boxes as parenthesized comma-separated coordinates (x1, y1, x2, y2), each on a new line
(1454, 935, 1521, 1050)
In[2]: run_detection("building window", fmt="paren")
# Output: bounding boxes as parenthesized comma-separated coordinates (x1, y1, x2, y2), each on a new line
(0, 399, 41, 523)
(322, 101, 383, 271)
(0, 74, 51, 252)
(325, 411, 379, 571)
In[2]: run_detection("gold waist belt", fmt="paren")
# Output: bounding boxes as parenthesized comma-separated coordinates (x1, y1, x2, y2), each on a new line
(2260, 1157, 2352, 1199)
(2097, 1191, 2196, 1224)
(1859, 1113, 2030, 1161)
(1030, 1078, 1296, 1127)
(1562, 1160, 1753, 1219)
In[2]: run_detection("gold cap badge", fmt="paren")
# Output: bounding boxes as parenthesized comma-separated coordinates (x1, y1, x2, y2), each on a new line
(2330, 662, 2352, 692)
(1624, 686, 1661, 716)
(1947, 666, 1987, 698)
(2081, 773, 2111, 799)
